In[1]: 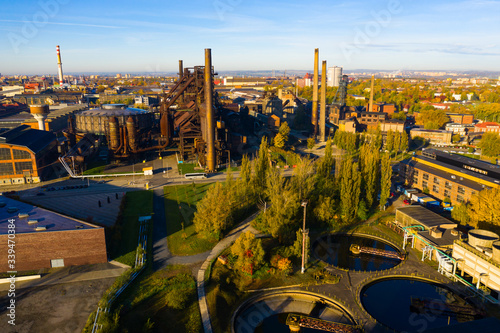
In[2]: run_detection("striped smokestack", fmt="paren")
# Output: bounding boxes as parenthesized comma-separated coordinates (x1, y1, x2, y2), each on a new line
(56, 45, 64, 86)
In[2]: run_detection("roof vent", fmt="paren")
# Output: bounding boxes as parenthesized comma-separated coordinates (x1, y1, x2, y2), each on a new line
(451, 175, 456, 179)
(18, 212, 29, 218)
(7, 207, 18, 213)
(75, 225, 84, 229)
(28, 219, 38, 225)
(35, 226, 46, 231)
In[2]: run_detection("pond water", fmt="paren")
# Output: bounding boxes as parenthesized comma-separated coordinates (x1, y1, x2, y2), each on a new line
(313, 234, 401, 271)
(361, 278, 481, 332)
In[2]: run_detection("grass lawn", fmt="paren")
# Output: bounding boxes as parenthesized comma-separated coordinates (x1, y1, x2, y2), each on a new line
(108, 190, 154, 266)
(177, 163, 202, 175)
(115, 265, 202, 333)
(164, 183, 218, 255)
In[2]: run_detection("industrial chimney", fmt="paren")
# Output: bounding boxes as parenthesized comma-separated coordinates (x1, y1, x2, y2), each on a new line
(368, 74, 374, 112)
(312, 48, 319, 137)
(56, 45, 64, 86)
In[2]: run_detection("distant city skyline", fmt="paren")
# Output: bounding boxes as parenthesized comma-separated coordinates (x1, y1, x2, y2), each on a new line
(1, 0, 500, 75)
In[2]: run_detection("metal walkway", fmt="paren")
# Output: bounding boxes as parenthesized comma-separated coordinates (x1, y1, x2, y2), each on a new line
(286, 314, 361, 333)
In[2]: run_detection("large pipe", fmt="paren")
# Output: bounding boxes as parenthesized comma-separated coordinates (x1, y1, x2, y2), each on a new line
(126, 117, 137, 152)
(312, 48, 319, 137)
(56, 45, 64, 86)
(368, 74, 374, 112)
(320, 60, 327, 142)
(205, 49, 216, 172)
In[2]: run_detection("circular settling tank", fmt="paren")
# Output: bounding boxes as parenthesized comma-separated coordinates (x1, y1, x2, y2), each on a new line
(313, 234, 402, 271)
(232, 291, 357, 333)
(361, 278, 482, 332)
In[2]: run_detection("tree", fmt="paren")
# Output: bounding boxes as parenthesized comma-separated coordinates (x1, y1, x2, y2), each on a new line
(452, 134, 461, 144)
(416, 107, 449, 129)
(386, 130, 394, 152)
(230, 231, 265, 275)
(314, 195, 337, 227)
(379, 154, 391, 210)
(253, 137, 270, 193)
(292, 156, 316, 200)
(360, 144, 380, 208)
(193, 182, 231, 239)
(478, 132, 500, 157)
(278, 121, 290, 142)
(291, 229, 310, 264)
(467, 188, 500, 228)
(307, 137, 316, 149)
(400, 132, 409, 153)
(316, 138, 334, 180)
(273, 133, 286, 149)
(240, 154, 252, 188)
(451, 203, 470, 225)
(339, 159, 361, 223)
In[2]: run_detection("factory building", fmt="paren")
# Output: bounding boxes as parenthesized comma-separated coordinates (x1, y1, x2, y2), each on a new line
(410, 128, 452, 145)
(399, 148, 500, 204)
(0, 125, 58, 185)
(0, 196, 107, 272)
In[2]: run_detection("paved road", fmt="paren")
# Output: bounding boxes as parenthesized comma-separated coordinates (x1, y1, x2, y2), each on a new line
(152, 187, 172, 270)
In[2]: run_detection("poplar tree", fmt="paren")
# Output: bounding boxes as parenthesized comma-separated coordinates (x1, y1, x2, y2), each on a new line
(340, 159, 361, 223)
(380, 154, 392, 210)
(253, 137, 270, 194)
(386, 130, 394, 152)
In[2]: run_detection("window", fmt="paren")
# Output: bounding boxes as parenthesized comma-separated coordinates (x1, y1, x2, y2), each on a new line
(413, 175, 418, 183)
(445, 181, 452, 190)
(422, 181, 428, 188)
(458, 186, 465, 194)
(471, 191, 476, 196)
(444, 189, 450, 197)
(0, 148, 11, 160)
(0, 162, 14, 175)
(432, 185, 439, 193)
(433, 177, 440, 184)
(423, 173, 429, 180)
(457, 195, 464, 203)
(51, 259, 65, 268)
(13, 149, 31, 160)
(414, 170, 419, 176)
(14, 161, 32, 174)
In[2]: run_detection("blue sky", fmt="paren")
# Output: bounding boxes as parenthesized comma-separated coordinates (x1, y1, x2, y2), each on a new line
(1, 0, 499, 74)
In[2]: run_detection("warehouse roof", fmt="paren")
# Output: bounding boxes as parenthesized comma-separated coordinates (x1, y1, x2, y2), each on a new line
(0, 196, 100, 235)
(396, 206, 456, 230)
(0, 125, 56, 154)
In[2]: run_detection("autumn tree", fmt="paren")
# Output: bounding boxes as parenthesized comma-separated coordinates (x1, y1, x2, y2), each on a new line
(478, 132, 500, 157)
(230, 231, 265, 275)
(291, 229, 310, 264)
(467, 188, 500, 228)
(314, 195, 337, 227)
(193, 182, 231, 239)
(339, 158, 361, 223)
(386, 130, 394, 152)
(379, 154, 392, 210)
(253, 137, 270, 194)
(240, 154, 252, 188)
(360, 144, 380, 208)
(400, 132, 409, 153)
(451, 203, 470, 225)
(416, 107, 449, 129)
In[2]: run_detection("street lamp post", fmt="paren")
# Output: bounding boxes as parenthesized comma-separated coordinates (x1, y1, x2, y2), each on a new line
(301, 199, 308, 274)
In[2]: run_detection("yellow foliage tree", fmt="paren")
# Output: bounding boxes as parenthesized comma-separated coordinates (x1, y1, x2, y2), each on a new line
(467, 188, 500, 228)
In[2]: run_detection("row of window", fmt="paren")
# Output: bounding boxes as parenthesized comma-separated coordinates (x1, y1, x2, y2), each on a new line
(0, 161, 33, 175)
(0, 148, 32, 160)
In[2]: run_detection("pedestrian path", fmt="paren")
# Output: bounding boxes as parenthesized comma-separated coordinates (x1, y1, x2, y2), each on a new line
(196, 211, 261, 333)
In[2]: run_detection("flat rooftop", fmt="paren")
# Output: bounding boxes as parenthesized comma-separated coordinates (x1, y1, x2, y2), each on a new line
(396, 206, 456, 229)
(423, 148, 500, 176)
(0, 196, 101, 235)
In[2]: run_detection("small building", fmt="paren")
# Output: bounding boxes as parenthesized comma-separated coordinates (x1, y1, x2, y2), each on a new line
(410, 128, 452, 145)
(0, 125, 58, 185)
(395, 206, 459, 256)
(379, 120, 405, 133)
(474, 122, 500, 134)
(447, 113, 474, 125)
(445, 122, 475, 136)
(0, 196, 107, 272)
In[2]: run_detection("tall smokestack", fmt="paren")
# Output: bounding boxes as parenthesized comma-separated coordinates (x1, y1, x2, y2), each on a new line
(56, 45, 64, 86)
(178, 60, 183, 78)
(368, 74, 375, 112)
(205, 49, 216, 172)
(312, 48, 319, 137)
(320, 60, 327, 142)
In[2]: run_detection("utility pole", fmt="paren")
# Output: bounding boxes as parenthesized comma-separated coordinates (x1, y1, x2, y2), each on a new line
(301, 199, 308, 274)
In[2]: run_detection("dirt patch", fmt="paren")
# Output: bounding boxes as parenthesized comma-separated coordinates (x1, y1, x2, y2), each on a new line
(0, 277, 115, 333)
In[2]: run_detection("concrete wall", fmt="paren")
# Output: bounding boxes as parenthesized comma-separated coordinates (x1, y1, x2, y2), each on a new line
(0, 228, 107, 272)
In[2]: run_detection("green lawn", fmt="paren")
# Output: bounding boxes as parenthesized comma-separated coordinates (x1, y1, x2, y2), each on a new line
(108, 190, 154, 266)
(164, 183, 218, 255)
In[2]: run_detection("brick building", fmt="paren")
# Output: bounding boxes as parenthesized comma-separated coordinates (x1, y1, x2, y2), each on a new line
(447, 113, 474, 125)
(410, 128, 452, 145)
(0, 196, 107, 272)
(474, 122, 500, 134)
(400, 149, 500, 204)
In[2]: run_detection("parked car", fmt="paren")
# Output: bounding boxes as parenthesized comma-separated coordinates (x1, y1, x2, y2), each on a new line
(403, 199, 411, 205)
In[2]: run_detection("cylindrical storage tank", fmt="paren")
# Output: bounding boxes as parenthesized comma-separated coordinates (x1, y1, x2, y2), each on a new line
(126, 117, 137, 152)
(492, 241, 500, 263)
(29, 104, 49, 115)
(109, 117, 119, 150)
(468, 229, 499, 248)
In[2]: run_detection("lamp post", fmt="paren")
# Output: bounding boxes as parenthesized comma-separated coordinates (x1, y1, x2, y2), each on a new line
(301, 199, 308, 274)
